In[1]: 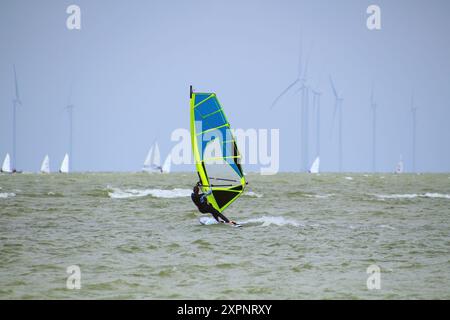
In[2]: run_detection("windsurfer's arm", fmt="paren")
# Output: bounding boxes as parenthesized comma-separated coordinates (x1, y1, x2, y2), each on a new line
(200, 189, 212, 203)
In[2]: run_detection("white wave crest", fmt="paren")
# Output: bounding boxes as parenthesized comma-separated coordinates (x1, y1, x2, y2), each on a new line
(108, 187, 191, 199)
(423, 193, 450, 199)
(344, 176, 353, 180)
(0, 192, 16, 199)
(304, 193, 334, 199)
(375, 193, 450, 200)
(241, 216, 303, 227)
(375, 194, 418, 199)
(378, 224, 396, 230)
(244, 191, 263, 198)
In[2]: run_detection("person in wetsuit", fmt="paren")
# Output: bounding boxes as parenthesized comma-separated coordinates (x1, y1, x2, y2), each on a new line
(191, 183, 236, 225)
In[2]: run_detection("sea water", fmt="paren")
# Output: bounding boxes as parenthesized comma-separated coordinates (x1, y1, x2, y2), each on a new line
(0, 172, 449, 299)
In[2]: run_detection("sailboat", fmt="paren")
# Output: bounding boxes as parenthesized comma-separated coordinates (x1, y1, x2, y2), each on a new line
(59, 153, 69, 173)
(309, 156, 320, 174)
(162, 153, 172, 174)
(142, 143, 162, 173)
(40, 155, 50, 173)
(395, 155, 404, 174)
(190, 86, 246, 225)
(1, 153, 12, 173)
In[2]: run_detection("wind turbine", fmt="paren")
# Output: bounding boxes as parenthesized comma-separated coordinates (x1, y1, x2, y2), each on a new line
(411, 92, 417, 173)
(271, 36, 311, 171)
(329, 76, 344, 172)
(12, 64, 22, 172)
(370, 83, 377, 173)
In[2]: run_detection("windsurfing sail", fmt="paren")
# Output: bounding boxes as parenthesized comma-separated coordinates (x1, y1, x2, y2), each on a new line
(142, 143, 162, 172)
(60, 153, 69, 173)
(395, 155, 404, 174)
(162, 153, 172, 173)
(1, 153, 11, 173)
(309, 156, 320, 174)
(190, 86, 246, 213)
(40, 155, 50, 173)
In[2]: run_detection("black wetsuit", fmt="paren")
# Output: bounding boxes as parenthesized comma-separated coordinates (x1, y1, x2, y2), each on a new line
(191, 192, 230, 223)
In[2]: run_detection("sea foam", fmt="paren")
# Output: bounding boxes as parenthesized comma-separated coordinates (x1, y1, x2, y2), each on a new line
(108, 187, 191, 199)
(375, 193, 450, 200)
(242, 216, 303, 227)
(0, 192, 16, 199)
(244, 191, 263, 198)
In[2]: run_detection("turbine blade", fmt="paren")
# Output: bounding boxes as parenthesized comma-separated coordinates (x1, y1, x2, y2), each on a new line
(303, 40, 314, 81)
(270, 79, 300, 109)
(370, 81, 376, 109)
(297, 31, 303, 78)
(67, 78, 75, 106)
(13, 64, 21, 104)
(329, 75, 338, 98)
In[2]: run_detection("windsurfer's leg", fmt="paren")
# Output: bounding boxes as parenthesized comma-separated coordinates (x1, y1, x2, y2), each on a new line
(217, 213, 230, 223)
(208, 206, 230, 223)
(205, 205, 223, 222)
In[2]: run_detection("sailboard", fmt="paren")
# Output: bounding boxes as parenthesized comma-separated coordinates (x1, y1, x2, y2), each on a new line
(1, 153, 12, 173)
(60, 153, 69, 173)
(190, 86, 247, 216)
(40, 155, 50, 173)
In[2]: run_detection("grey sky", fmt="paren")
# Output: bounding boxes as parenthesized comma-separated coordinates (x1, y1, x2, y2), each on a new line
(1, 0, 449, 172)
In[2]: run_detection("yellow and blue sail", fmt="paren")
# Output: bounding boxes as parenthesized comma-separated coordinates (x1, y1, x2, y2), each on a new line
(190, 86, 246, 213)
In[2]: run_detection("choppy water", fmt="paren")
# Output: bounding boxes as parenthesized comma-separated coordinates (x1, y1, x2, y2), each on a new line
(0, 172, 449, 299)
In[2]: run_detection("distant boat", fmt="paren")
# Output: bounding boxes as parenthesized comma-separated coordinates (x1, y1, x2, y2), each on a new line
(59, 153, 69, 173)
(1, 153, 12, 173)
(142, 143, 162, 173)
(395, 155, 404, 174)
(162, 153, 172, 173)
(40, 155, 50, 173)
(309, 156, 320, 174)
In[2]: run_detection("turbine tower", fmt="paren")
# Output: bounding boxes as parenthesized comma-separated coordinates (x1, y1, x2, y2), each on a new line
(370, 83, 377, 173)
(66, 85, 74, 172)
(297, 53, 311, 172)
(12, 65, 22, 171)
(271, 36, 311, 171)
(329, 76, 344, 172)
(411, 93, 417, 173)
(312, 85, 322, 160)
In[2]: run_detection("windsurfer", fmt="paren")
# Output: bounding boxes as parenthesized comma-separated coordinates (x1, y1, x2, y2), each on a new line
(191, 183, 237, 225)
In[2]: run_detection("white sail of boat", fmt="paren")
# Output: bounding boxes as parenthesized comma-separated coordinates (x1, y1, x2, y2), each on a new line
(60, 153, 69, 173)
(40, 155, 50, 173)
(395, 155, 404, 174)
(162, 153, 172, 174)
(309, 156, 320, 174)
(1, 153, 12, 173)
(142, 142, 161, 172)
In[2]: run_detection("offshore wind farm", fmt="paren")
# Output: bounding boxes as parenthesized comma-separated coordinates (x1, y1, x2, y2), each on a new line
(1, 0, 450, 301)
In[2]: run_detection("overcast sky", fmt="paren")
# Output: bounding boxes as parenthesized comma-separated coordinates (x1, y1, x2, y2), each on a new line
(1, 0, 449, 173)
